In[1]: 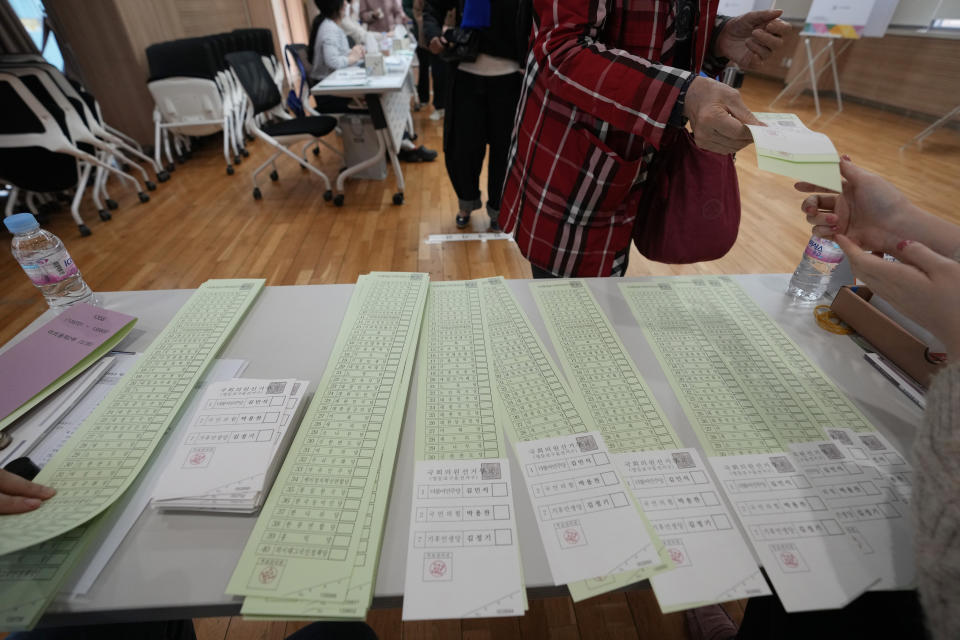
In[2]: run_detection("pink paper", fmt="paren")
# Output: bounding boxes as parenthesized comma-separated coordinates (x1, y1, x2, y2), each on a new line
(0, 303, 136, 420)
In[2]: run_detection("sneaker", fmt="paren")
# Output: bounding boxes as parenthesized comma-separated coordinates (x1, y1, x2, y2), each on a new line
(456, 212, 470, 229)
(416, 146, 437, 161)
(489, 219, 501, 232)
(429, 109, 445, 121)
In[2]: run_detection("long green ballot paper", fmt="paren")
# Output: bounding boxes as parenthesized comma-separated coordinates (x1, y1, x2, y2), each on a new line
(416, 280, 505, 461)
(478, 278, 671, 599)
(529, 279, 679, 602)
(228, 272, 429, 608)
(529, 279, 681, 453)
(619, 276, 874, 457)
(477, 277, 593, 442)
(0, 516, 108, 630)
(0, 279, 264, 556)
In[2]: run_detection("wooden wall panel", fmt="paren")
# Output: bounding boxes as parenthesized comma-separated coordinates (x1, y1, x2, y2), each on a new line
(46, 0, 282, 145)
(749, 26, 960, 121)
(174, 0, 251, 37)
(44, 0, 158, 144)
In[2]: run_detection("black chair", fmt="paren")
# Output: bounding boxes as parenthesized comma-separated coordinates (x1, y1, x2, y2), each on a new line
(225, 50, 337, 201)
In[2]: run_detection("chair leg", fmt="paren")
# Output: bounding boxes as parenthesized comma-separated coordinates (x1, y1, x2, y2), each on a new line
(253, 132, 333, 195)
(223, 113, 234, 175)
(70, 164, 92, 234)
(386, 133, 405, 204)
(163, 129, 175, 167)
(154, 114, 163, 169)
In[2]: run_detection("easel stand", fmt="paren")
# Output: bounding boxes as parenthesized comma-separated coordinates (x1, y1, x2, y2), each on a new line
(900, 103, 960, 150)
(769, 35, 853, 119)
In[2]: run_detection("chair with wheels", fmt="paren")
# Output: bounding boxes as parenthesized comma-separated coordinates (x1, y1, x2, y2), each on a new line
(225, 51, 337, 202)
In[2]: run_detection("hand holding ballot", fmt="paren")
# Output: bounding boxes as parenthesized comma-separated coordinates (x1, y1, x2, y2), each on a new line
(0, 469, 55, 515)
(684, 78, 761, 155)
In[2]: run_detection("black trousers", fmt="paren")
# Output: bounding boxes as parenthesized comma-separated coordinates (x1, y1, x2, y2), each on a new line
(443, 69, 522, 214)
(415, 47, 448, 109)
(736, 592, 927, 640)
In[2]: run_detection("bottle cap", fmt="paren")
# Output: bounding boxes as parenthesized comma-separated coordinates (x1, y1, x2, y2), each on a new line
(3, 213, 40, 234)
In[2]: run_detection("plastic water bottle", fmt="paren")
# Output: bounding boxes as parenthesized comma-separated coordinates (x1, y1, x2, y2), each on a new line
(4, 213, 98, 310)
(786, 235, 845, 302)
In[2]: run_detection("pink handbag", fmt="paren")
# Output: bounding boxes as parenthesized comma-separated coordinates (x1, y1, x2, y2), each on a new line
(632, 128, 741, 264)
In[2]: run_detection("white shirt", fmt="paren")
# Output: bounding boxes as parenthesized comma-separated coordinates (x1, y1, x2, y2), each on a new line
(311, 19, 351, 82)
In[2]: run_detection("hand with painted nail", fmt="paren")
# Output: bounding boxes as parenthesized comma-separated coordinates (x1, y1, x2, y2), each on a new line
(795, 159, 912, 251)
(795, 158, 960, 260)
(0, 469, 56, 514)
(834, 235, 960, 358)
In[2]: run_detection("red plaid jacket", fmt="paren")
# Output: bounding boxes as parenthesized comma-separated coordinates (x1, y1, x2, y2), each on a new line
(501, 1, 724, 277)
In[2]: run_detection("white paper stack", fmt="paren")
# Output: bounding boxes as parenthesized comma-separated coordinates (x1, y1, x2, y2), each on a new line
(152, 378, 308, 514)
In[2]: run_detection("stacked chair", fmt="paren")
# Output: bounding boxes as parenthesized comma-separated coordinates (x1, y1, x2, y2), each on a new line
(146, 29, 283, 177)
(0, 54, 166, 236)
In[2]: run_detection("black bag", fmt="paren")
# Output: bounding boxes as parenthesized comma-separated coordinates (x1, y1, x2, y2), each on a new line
(439, 27, 480, 63)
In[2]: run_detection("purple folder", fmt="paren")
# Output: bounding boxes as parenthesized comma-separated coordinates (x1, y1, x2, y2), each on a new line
(0, 303, 137, 424)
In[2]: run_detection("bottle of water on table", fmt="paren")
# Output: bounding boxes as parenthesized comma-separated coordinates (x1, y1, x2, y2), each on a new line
(786, 234, 845, 302)
(4, 213, 99, 310)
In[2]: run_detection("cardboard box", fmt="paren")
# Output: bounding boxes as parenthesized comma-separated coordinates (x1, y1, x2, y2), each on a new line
(830, 286, 946, 388)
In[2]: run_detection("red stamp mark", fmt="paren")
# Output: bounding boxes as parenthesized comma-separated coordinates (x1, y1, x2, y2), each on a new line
(428, 560, 447, 578)
(258, 566, 278, 584)
(669, 548, 685, 565)
(780, 551, 799, 569)
(563, 528, 580, 545)
(189, 452, 207, 466)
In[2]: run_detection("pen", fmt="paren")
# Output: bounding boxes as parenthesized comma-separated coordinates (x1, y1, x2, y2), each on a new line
(863, 353, 926, 410)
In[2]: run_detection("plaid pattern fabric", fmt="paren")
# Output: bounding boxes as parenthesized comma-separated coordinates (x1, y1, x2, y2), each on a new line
(501, 0, 722, 277)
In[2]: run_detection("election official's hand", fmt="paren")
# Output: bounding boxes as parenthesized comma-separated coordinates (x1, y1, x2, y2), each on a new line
(834, 235, 960, 359)
(0, 469, 55, 515)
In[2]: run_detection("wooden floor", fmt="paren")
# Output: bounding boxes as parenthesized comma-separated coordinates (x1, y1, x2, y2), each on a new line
(0, 77, 958, 639)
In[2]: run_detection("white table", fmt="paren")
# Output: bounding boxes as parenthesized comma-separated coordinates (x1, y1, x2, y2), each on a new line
(12, 275, 921, 627)
(311, 53, 416, 206)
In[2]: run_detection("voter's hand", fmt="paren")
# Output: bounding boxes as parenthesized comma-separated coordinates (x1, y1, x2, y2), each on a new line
(683, 76, 760, 154)
(715, 10, 791, 69)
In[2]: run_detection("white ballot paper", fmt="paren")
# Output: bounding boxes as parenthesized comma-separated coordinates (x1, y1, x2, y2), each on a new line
(402, 459, 524, 620)
(615, 449, 771, 613)
(788, 440, 915, 590)
(747, 113, 842, 192)
(710, 453, 877, 612)
(827, 428, 913, 504)
(152, 378, 307, 513)
(515, 432, 664, 586)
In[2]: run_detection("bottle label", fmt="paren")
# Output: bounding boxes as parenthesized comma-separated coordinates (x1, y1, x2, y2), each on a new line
(803, 237, 844, 264)
(20, 255, 79, 286)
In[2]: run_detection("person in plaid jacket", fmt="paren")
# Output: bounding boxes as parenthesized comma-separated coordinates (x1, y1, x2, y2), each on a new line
(500, 1, 790, 278)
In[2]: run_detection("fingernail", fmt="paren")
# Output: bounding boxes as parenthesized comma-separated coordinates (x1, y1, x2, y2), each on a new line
(41, 486, 56, 498)
(841, 154, 852, 161)
(896, 239, 913, 251)
(23, 498, 42, 509)
(825, 214, 837, 224)
(830, 225, 840, 232)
